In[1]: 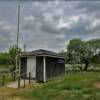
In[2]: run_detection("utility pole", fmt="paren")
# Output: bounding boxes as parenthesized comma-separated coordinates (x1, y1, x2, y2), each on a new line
(16, 4, 20, 72)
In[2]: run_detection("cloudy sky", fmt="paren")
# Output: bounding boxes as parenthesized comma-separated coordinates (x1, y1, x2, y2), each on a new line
(0, 0, 100, 52)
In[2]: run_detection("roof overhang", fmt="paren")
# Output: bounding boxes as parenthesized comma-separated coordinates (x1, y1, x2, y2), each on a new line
(20, 54, 64, 59)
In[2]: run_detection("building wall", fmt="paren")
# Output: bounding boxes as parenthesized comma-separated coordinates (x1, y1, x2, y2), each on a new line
(46, 57, 65, 81)
(36, 56, 44, 82)
(20, 56, 65, 82)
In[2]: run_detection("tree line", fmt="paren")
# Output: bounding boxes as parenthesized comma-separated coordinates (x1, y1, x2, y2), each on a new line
(60, 38, 100, 71)
(0, 45, 21, 71)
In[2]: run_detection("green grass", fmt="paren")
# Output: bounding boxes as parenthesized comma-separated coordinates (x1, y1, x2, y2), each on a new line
(65, 64, 100, 72)
(1, 72, 99, 100)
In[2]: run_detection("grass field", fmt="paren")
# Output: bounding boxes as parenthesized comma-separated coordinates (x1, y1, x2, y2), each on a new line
(0, 72, 100, 100)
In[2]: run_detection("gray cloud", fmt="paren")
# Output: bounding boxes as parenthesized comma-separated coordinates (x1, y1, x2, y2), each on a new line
(76, 1, 100, 12)
(0, 1, 100, 52)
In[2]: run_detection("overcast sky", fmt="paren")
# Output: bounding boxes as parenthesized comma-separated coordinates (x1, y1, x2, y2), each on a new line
(0, 0, 100, 52)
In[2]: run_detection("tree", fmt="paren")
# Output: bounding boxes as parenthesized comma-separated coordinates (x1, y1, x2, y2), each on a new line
(0, 52, 10, 66)
(87, 39, 100, 55)
(91, 53, 100, 64)
(67, 39, 84, 63)
(80, 43, 93, 71)
(9, 45, 21, 71)
(66, 38, 97, 71)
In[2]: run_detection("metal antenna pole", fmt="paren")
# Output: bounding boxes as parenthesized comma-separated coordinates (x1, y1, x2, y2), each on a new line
(16, 4, 20, 72)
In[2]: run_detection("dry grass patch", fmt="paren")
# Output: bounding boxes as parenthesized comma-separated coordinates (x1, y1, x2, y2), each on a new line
(95, 82, 100, 89)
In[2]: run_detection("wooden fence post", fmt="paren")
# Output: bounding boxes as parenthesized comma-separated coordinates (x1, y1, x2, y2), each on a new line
(2, 75, 5, 86)
(29, 72, 31, 84)
(18, 75, 20, 88)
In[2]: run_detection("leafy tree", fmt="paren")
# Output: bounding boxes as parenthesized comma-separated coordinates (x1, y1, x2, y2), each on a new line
(79, 43, 93, 71)
(0, 52, 10, 66)
(91, 53, 100, 64)
(9, 45, 21, 71)
(87, 39, 100, 55)
(67, 39, 84, 65)
(66, 38, 100, 71)
(0, 45, 22, 70)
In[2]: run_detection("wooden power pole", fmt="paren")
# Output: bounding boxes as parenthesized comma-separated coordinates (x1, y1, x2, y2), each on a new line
(16, 4, 20, 72)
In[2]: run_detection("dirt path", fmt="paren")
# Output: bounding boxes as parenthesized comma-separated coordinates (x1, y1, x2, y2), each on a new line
(0, 79, 37, 99)
(6, 79, 36, 88)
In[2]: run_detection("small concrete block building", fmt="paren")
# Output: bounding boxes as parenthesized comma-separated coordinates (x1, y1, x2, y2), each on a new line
(20, 49, 65, 82)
